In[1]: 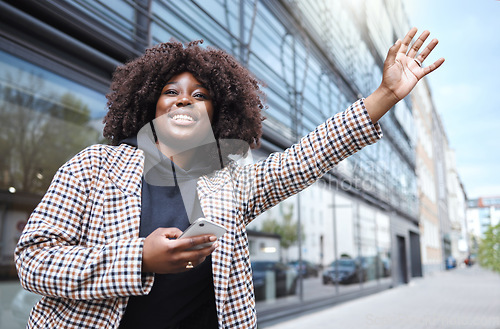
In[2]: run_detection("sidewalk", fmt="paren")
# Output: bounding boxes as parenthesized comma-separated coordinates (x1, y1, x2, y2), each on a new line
(261, 266, 500, 329)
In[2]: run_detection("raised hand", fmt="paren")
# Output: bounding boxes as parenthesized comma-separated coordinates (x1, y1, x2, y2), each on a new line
(364, 27, 445, 123)
(382, 27, 445, 101)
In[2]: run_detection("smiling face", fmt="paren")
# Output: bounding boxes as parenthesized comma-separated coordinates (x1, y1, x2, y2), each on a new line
(153, 71, 215, 155)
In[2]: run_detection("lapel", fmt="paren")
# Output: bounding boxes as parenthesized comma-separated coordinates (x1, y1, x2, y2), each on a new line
(107, 144, 145, 197)
(105, 145, 145, 240)
(198, 168, 237, 315)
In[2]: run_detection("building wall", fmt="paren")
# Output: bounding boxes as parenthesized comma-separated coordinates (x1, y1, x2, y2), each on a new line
(412, 81, 443, 274)
(445, 148, 469, 263)
(431, 108, 453, 268)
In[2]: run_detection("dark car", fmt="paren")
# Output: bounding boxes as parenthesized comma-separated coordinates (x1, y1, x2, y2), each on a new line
(322, 258, 367, 285)
(288, 260, 319, 278)
(251, 261, 298, 301)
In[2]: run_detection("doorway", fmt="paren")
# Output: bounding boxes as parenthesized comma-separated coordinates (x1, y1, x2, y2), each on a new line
(397, 235, 408, 284)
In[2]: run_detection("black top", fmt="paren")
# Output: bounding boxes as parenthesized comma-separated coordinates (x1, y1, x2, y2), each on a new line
(118, 136, 218, 328)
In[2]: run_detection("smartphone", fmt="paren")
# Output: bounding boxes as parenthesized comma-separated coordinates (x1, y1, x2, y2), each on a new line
(178, 218, 227, 250)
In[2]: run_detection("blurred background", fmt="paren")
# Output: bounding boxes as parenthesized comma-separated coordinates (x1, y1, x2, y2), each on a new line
(0, 0, 498, 328)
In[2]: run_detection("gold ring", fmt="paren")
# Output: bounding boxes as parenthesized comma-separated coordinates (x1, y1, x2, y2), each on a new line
(186, 261, 194, 269)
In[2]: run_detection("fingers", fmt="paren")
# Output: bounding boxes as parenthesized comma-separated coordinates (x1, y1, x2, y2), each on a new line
(177, 234, 217, 250)
(423, 57, 445, 76)
(399, 27, 418, 54)
(178, 239, 217, 272)
(175, 234, 218, 269)
(156, 227, 183, 239)
(416, 38, 439, 64)
(407, 30, 430, 58)
(400, 27, 443, 72)
(142, 229, 219, 274)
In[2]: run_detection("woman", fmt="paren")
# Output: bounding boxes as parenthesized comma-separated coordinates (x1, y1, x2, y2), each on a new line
(15, 28, 443, 328)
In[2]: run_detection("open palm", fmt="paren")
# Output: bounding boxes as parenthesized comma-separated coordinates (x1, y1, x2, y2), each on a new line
(382, 28, 445, 101)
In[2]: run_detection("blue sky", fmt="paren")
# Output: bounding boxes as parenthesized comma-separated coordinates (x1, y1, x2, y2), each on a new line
(403, 0, 500, 199)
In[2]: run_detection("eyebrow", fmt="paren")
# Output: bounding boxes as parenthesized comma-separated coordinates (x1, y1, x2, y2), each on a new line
(164, 81, 206, 89)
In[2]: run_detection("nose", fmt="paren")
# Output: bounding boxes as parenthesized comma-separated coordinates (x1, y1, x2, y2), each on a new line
(176, 96, 192, 107)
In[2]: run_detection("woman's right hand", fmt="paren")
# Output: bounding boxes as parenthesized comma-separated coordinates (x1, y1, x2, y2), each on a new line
(141, 227, 218, 274)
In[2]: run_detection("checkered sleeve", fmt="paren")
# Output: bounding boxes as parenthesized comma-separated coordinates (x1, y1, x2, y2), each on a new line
(241, 99, 382, 222)
(14, 152, 154, 300)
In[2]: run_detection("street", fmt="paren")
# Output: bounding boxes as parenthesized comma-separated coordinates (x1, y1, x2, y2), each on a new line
(261, 266, 500, 329)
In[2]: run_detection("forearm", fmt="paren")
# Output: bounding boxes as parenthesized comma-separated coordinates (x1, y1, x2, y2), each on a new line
(15, 162, 154, 300)
(15, 232, 153, 300)
(242, 99, 382, 222)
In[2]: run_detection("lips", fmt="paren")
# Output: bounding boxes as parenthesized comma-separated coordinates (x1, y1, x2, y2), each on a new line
(167, 109, 199, 125)
(171, 114, 195, 122)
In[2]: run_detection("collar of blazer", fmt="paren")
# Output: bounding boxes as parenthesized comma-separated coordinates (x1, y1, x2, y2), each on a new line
(107, 144, 145, 197)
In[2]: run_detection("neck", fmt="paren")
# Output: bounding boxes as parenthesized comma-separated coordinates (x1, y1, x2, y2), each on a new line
(156, 142, 196, 170)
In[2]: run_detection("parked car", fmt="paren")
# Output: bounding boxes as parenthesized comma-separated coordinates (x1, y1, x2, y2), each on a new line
(251, 261, 298, 301)
(288, 260, 319, 278)
(322, 258, 367, 285)
(446, 256, 457, 269)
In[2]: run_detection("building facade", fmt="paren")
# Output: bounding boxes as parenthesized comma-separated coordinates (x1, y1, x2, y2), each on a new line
(412, 78, 468, 273)
(445, 148, 469, 264)
(467, 197, 500, 239)
(412, 80, 444, 274)
(0, 0, 461, 326)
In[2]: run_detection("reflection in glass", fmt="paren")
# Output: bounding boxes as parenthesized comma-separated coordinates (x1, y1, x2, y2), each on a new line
(0, 51, 106, 196)
(249, 201, 301, 306)
(63, 0, 136, 40)
(376, 213, 392, 284)
(359, 205, 377, 286)
(0, 50, 106, 282)
(0, 49, 107, 326)
(251, 261, 298, 301)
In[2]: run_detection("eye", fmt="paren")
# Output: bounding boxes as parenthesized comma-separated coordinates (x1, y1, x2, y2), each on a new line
(193, 92, 210, 100)
(163, 89, 178, 95)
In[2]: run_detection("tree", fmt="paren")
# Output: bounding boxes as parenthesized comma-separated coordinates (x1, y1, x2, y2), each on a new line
(261, 203, 304, 258)
(0, 71, 104, 195)
(478, 223, 500, 273)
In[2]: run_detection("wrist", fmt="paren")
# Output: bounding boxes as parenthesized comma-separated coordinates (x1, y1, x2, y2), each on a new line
(141, 238, 153, 273)
(364, 85, 400, 123)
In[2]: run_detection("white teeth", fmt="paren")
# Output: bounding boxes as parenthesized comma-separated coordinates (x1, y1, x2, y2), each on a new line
(172, 114, 194, 121)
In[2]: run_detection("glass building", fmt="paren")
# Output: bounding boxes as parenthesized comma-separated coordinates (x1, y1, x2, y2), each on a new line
(0, 0, 424, 326)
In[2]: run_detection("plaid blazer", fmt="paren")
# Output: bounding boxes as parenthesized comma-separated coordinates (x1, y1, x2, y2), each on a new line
(15, 99, 381, 328)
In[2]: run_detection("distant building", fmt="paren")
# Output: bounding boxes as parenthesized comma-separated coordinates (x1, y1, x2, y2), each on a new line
(445, 149, 468, 264)
(467, 196, 500, 240)
(412, 79, 468, 273)
(412, 80, 444, 274)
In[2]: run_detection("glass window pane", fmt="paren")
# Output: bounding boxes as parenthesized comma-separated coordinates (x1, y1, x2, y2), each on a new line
(376, 212, 392, 285)
(359, 204, 378, 287)
(248, 200, 300, 305)
(332, 195, 362, 294)
(63, 0, 137, 40)
(0, 49, 106, 277)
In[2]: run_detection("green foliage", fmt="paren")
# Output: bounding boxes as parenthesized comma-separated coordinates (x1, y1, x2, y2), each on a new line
(0, 72, 104, 195)
(478, 223, 500, 273)
(261, 203, 304, 249)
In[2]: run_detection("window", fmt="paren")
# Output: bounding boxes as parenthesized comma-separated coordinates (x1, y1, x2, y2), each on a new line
(63, 0, 138, 40)
(0, 49, 106, 277)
